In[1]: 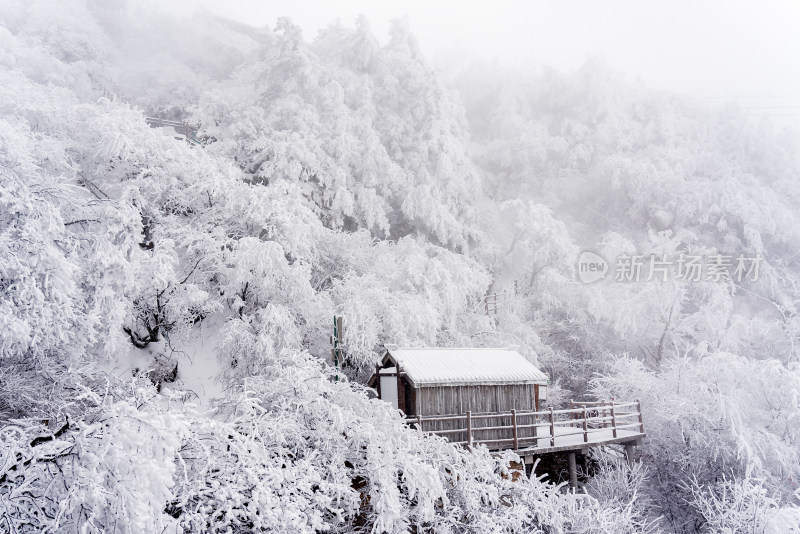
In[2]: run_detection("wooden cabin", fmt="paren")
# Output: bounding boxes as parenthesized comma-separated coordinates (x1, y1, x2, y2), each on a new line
(368, 346, 548, 422)
(368, 347, 647, 489)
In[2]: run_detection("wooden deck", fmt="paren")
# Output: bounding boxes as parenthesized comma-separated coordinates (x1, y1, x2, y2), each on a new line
(407, 400, 646, 456)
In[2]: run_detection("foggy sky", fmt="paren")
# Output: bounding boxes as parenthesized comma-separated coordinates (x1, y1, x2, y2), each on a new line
(197, 0, 800, 124)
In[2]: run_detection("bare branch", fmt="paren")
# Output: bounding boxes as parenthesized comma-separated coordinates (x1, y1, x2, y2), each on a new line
(64, 219, 100, 227)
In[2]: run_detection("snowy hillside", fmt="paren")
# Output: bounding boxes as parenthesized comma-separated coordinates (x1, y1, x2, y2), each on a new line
(1, 1, 799, 532)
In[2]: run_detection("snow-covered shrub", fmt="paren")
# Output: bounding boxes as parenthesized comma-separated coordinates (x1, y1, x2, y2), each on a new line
(126, 236, 221, 348)
(324, 235, 491, 370)
(583, 452, 656, 530)
(0, 381, 188, 533)
(592, 353, 800, 531)
(0, 146, 84, 364)
(688, 476, 800, 534)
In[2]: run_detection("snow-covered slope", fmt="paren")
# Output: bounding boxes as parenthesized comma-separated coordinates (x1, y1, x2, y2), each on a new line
(1, 1, 799, 532)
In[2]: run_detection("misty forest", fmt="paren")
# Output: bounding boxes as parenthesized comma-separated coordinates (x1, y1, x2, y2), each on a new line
(1, 1, 800, 533)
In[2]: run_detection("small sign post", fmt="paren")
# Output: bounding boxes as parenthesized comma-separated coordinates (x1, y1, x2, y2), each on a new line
(331, 316, 344, 382)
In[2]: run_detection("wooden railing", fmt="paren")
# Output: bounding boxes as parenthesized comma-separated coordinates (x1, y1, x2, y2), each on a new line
(145, 117, 202, 145)
(407, 399, 644, 451)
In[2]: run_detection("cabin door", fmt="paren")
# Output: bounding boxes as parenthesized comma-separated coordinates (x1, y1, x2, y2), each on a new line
(379, 367, 399, 410)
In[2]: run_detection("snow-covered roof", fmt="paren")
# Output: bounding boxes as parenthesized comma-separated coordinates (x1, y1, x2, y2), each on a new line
(384, 347, 547, 387)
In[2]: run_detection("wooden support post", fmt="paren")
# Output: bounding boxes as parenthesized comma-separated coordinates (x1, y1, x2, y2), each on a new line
(624, 443, 635, 467)
(568, 451, 578, 490)
(581, 404, 588, 443)
(636, 399, 645, 433)
(511, 409, 519, 450)
(549, 406, 555, 447)
(333, 316, 343, 382)
(416, 415, 422, 431)
(611, 403, 618, 438)
(466, 410, 473, 450)
(375, 364, 381, 398)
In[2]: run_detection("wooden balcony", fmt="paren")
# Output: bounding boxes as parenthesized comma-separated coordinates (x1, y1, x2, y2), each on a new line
(407, 399, 646, 456)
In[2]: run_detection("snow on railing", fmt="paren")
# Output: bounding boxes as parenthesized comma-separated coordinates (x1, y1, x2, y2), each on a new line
(406, 399, 645, 451)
